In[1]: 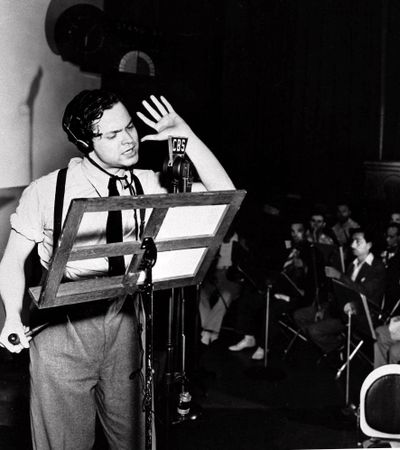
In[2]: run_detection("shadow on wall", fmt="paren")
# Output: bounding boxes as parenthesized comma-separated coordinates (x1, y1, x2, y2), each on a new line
(0, 187, 26, 254)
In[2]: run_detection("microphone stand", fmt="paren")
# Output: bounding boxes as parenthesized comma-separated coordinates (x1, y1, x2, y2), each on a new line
(172, 159, 200, 424)
(136, 237, 157, 450)
(162, 151, 199, 443)
(235, 264, 285, 381)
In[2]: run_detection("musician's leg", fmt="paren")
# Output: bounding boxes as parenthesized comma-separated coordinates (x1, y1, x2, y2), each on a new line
(204, 270, 242, 334)
(293, 304, 317, 331)
(388, 341, 400, 364)
(198, 277, 215, 329)
(375, 324, 400, 366)
(374, 325, 393, 368)
(229, 285, 261, 350)
(307, 317, 344, 353)
(236, 284, 263, 336)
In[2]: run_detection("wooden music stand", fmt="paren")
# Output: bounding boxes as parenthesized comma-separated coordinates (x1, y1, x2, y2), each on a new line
(29, 190, 246, 308)
(28, 189, 246, 450)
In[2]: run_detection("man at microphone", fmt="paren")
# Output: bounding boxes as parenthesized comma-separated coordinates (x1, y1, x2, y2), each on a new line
(0, 90, 235, 450)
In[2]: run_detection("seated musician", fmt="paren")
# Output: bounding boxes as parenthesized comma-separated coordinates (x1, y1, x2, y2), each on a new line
(374, 222, 400, 367)
(331, 202, 360, 268)
(228, 220, 310, 360)
(390, 211, 400, 224)
(305, 210, 335, 246)
(331, 202, 360, 248)
(275, 220, 311, 306)
(199, 227, 243, 345)
(294, 227, 385, 355)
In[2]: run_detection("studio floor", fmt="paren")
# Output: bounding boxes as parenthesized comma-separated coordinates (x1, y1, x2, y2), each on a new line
(168, 326, 370, 450)
(0, 315, 373, 450)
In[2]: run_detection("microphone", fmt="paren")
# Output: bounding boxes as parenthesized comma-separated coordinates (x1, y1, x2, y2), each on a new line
(162, 136, 193, 192)
(8, 322, 49, 345)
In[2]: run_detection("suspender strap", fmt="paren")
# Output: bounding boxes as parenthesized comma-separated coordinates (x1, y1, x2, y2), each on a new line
(53, 167, 68, 251)
(131, 172, 146, 239)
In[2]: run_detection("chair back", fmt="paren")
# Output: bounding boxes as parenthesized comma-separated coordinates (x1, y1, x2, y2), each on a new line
(360, 364, 400, 442)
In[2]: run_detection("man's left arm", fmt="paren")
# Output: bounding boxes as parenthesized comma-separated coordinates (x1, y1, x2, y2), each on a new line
(137, 95, 235, 191)
(325, 263, 386, 313)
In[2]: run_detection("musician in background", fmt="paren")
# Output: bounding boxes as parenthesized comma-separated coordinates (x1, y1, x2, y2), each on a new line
(331, 202, 359, 248)
(199, 228, 243, 345)
(280, 221, 309, 299)
(390, 211, 400, 224)
(294, 227, 385, 355)
(228, 220, 310, 360)
(380, 222, 400, 316)
(331, 202, 360, 268)
(305, 209, 341, 272)
(374, 222, 400, 367)
(306, 211, 335, 245)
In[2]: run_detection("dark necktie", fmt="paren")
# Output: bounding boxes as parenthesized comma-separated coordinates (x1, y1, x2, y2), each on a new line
(129, 172, 145, 240)
(106, 176, 125, 275)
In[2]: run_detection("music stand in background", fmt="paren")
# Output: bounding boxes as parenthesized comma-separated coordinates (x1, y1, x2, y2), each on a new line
(331, 278, 376, 411)
(28, 189, 246, 450)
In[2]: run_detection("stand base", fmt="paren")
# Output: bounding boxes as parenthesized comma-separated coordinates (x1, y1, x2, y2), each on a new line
(244, 366, 286, 381)
(171, 405, 202, 425)
(341, 402, 358, 418)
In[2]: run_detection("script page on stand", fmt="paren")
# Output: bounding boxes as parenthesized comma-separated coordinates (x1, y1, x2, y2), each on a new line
(137, 204, 227, 283)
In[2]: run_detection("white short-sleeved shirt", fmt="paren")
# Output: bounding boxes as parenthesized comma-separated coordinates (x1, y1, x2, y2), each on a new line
(11, 157, 167, 280)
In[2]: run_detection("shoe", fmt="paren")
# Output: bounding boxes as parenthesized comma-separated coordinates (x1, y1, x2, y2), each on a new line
(201, 330, 219, 345)
(251, 346, 265, 360)
(362, 438, 391, 448)
(228, 335, 256, 351)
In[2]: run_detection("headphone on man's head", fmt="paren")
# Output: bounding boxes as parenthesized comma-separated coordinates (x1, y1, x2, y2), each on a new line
(62, 89, 100, 154)
(62, 89, 122, 154)
(62, 113, 90, 153)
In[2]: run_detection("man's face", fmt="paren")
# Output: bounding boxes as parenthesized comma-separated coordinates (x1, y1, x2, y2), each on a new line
(337, 204, 350, 223)
(350, 232, 371, 259)
(290, 223, 305, 244)
(391, 213, 400, 224)
(310, 215, 325, 232)
(90, 102, 139, 170)
(386, 226, 400, 251)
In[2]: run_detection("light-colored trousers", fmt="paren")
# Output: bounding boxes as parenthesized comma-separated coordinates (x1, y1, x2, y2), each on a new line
(29, 298, 144, 450)
(374, 324, 400, 368)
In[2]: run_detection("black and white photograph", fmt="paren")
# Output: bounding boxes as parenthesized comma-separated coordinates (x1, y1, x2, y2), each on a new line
(0, 1, 399, 449)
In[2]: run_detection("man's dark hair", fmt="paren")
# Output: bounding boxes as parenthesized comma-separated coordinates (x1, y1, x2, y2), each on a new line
(350, 227, 375, 245)
(387, 222, 400, 236)
(310, 210, 326, 220)
(62, 89, 121, 153)
(290, 219, 306, 229)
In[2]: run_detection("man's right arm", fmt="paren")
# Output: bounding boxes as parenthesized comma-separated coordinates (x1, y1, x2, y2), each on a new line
(0, 230, 36, 353)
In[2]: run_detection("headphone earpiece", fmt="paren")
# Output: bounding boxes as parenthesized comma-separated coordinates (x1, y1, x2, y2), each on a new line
(76, 138, 89, 149)
(63, 119, 90, 150)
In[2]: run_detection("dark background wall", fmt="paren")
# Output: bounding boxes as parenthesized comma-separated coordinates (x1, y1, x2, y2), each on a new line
(66, 0, 400, 211)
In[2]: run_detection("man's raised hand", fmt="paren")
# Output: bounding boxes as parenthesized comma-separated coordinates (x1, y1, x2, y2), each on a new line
(136, 95, 191, 142)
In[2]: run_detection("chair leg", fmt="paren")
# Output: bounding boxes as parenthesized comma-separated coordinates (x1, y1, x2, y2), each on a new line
(278, 319, 309, 358)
